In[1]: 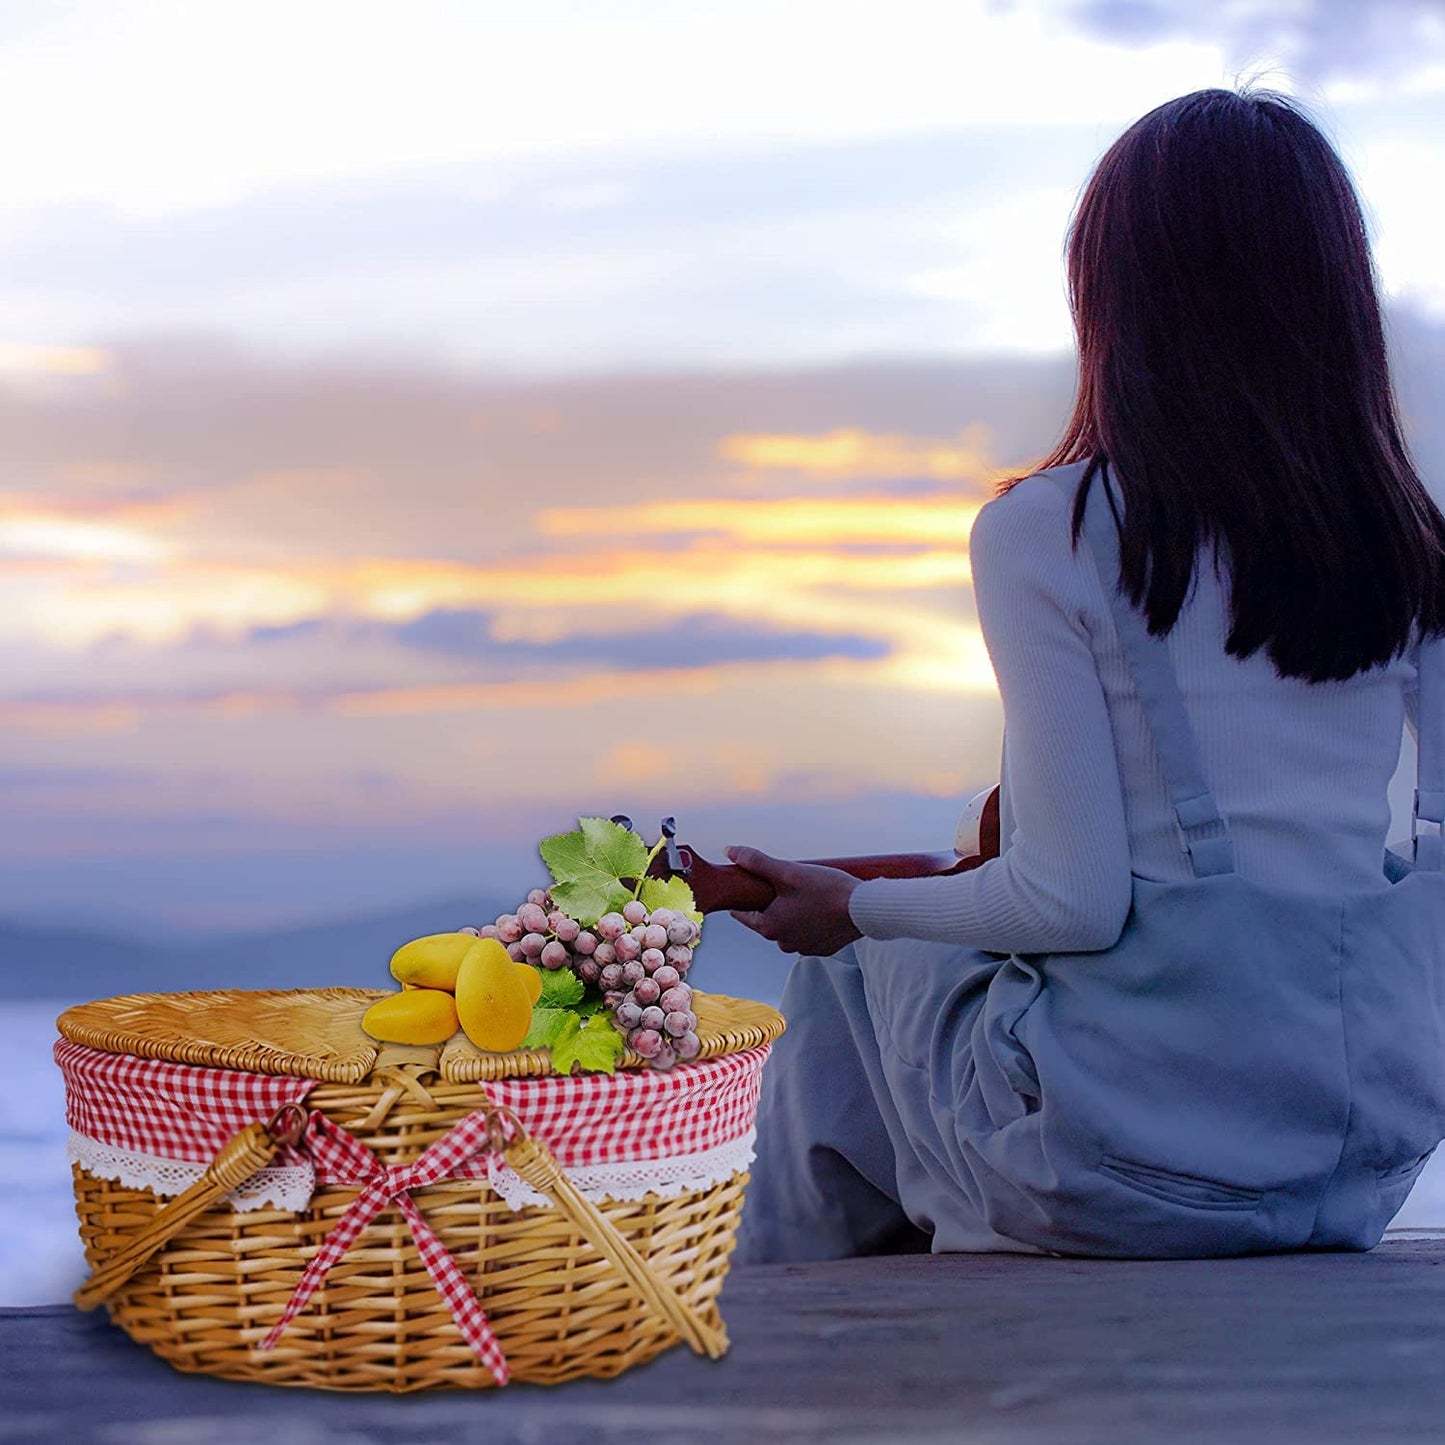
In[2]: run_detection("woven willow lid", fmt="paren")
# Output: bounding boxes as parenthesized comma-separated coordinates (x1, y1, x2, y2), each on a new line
(56, 986, 786, 1084)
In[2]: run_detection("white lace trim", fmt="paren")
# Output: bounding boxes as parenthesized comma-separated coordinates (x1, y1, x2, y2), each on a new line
(481, 1128, 758, 1210)
(67, 1130, 316, 1212)
(67, 1126, 757, 1213)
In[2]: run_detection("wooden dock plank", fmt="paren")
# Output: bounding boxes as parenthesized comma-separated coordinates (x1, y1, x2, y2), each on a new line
(5, 1240, 1445, 1443)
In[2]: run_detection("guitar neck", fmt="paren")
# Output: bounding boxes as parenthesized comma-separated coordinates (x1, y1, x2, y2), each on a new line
(657, 785, 1001, 915)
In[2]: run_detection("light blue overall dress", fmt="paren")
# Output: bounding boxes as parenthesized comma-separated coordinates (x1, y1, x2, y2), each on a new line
(735, 461, 1445, 1262)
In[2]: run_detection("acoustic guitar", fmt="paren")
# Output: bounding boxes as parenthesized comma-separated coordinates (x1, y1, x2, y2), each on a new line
(624, 785, 1002, 915)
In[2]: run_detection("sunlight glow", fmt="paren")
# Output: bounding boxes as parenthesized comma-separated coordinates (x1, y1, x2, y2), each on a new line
(0, 515, 169, 563)
(0, 2, 1229, 219)
(0, 344, 108, 374)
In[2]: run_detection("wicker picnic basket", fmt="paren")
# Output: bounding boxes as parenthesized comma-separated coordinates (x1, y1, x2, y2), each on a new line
(55, 985, 784, 1392)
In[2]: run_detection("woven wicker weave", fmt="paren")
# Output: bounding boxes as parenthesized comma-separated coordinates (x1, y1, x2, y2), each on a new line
(63, 987, 785, 1391)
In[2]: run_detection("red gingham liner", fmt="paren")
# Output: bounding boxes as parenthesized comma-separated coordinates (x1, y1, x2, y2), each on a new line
(55, 1037, 771, 1384)
(53, 1038, 769, 1175)
(55, 1039, 315, 1169)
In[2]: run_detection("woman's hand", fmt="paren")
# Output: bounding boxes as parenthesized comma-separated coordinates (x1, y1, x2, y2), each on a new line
(724, 845, 865, 956)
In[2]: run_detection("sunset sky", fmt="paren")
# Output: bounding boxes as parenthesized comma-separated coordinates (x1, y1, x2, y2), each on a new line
(6, 0, 1445, 934)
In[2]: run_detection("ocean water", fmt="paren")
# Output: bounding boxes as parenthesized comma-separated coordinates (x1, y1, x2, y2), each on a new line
(8, 997, 1445, 1307)
(3, 1002, 91, 1307)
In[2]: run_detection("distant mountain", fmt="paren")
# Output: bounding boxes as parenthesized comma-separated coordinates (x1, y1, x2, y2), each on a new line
(0, 899, 790, 1008)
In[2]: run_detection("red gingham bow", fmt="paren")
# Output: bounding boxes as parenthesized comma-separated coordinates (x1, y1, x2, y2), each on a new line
(259, 1106, 522, 1385)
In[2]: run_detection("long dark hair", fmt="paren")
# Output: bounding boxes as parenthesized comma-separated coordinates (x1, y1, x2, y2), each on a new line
(998, 86, 1445, 683)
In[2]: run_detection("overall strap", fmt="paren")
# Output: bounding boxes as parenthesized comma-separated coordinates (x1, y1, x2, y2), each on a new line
(1046, 460, 1235, 879)
(1413, 620, 1445, 872)
(1044, 459, 1445, 879)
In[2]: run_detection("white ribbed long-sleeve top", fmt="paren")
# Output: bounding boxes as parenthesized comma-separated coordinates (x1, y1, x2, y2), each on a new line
(846, 462, 1421, 951)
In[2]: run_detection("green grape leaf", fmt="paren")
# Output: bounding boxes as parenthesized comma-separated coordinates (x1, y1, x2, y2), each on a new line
(639, 874, 704, 927)
(574, 996, 605, 1017)
(519, 1007, 575, 1051)
(579, 816, 650, 880)
(537, 968, 585, 1008)
(548, 878, 631, 924)
(551, 1012, 625, 1076)
(538, 817, 645, 925)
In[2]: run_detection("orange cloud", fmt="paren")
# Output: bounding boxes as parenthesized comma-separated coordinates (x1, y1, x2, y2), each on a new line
(331, 659, 822, 716)
(719, 421, 1000, 484)
(0, 699, 142, 736)
(707, 740, 777, 795)
(20, 529, 975, 648)
(535, 493, 983, 546)
(592, 739, 687, 789)
(0, 652, 975, 733)
(26, 563, 334, 645)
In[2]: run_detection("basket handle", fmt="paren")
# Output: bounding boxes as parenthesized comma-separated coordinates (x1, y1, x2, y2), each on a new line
(500, 1123, 729, 1359)
(73, 1103, 304, 1312)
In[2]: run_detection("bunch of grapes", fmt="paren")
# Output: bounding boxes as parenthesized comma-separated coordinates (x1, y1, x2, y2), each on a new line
(462, 889, 702, 1070)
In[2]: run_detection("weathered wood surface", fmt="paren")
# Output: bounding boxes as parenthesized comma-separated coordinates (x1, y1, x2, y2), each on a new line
(5, 1237, 1445, 1444)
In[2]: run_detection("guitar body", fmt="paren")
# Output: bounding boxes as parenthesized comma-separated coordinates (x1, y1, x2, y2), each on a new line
(646, 785, 1002, 915)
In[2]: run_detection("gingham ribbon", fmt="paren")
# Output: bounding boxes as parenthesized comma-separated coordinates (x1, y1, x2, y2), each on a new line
(259, 1106, 522, 1385)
